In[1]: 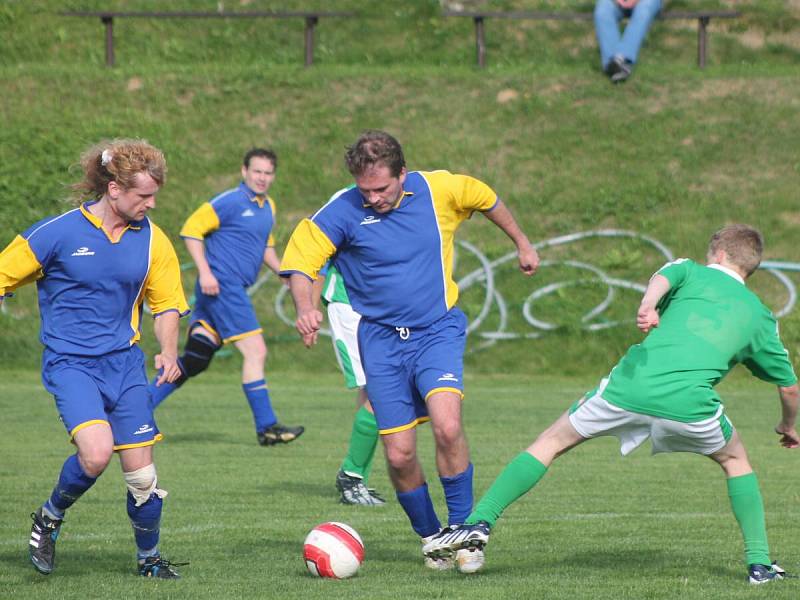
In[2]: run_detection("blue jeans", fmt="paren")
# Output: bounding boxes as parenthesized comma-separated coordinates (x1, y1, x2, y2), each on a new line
(594, 0, 662, 69)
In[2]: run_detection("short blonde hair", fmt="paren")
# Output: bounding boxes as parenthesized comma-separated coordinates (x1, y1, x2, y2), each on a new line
(708, 224, 763, 277)
(72, 139, 166, 201)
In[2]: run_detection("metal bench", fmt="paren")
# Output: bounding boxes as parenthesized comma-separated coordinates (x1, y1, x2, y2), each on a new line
(61, 10, 357, 67)
(443, 9, 741, 68)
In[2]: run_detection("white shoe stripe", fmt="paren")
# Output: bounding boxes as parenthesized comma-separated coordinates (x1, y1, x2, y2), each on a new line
(29, 540, 39, 548)
(31, 532, 41, 541)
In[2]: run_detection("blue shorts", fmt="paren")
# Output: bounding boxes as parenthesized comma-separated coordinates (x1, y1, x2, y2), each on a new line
(41, 345, 162, 450)
(191, 279, 262, 344)
(358, 307, 467, 435)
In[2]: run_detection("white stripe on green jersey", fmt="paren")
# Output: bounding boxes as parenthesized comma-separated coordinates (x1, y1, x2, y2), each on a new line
(601, 259, 797, 423)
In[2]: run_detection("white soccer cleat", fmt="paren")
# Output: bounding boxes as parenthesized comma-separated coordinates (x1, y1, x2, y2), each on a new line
(421, 532, 454, 570)
(423, 521, 491, 558)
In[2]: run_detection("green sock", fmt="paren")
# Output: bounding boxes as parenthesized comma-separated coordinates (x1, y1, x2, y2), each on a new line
(467, 452, 548, 527)
(727, 472, 770, 567)
(341, 406, 379, 484)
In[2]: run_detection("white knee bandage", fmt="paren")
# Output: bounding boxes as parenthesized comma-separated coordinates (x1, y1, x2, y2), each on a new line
(123, 464, 168, 507)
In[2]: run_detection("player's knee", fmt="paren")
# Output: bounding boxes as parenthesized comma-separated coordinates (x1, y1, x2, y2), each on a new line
(181, 331, 219, 377)
(384, 444, 417, 471)
(431, 419, 464, 449)
(79, 447, 113, 477)
(124, 463, 168, 507)
(245, 339, 268, 364)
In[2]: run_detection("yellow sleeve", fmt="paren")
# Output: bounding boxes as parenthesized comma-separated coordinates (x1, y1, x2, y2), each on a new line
(0, 235, 44, 296)
(424, 171, 498, 213)
(145, 224, 190, 316)
(180, 202, 220, 240)
(279, 219, 336, 280)
(267, 196, 277, 248)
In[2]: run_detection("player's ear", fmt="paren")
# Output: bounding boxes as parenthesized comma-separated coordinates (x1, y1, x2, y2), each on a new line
(107, 180, 121, 200)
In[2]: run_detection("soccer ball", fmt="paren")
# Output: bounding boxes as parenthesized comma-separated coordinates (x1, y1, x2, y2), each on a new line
(303, 522, 364, 579)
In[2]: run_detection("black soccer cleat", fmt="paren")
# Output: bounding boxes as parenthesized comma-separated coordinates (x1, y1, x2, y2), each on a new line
(335, 470, 386, 506)
(257, 423, 305, 446)
(29, 509, 62, 575)
(138, 555, 187, 579)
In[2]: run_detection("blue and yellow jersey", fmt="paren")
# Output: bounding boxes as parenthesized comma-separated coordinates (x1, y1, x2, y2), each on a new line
(0, 202, 189, 356)
(181, 182, 276, 287)
(280, 171, 497, 328)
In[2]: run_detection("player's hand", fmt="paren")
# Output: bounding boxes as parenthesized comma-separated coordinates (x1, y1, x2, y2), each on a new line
(775, 423, 800, 448)
(617, 0, 639, 9)
(199, 272, 220, 296)
(295, 309, 323, 348)
(636, 305, 659, 333)
(154, 353, 181, 386)
(518, 243, 539, 276)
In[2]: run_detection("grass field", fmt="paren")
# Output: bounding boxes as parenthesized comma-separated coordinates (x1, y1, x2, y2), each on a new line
(2, 369, 799, 599)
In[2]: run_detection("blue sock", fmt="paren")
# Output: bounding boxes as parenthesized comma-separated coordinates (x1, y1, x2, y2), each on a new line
(440, 462, 474, 525)
(396, 482, 441, 538)
(44, 454, 98, 519)
(242, 379, 277, 432)
(148, 377, 178, 410)
(127, 491, 162, 559)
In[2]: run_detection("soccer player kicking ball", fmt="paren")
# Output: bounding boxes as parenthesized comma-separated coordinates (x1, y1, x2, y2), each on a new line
(425, 225, 799, 584)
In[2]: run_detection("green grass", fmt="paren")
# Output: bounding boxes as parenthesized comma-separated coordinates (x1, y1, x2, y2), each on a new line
(1, 370, 799, 599)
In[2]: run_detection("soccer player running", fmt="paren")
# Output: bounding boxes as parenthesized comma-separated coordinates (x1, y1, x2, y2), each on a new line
(148, 148, 304, 446)
(281, 130, 539, 572)
(317, 259, 385, 506)
(425, 225, 800, 584)
(0, 140, 189, 578)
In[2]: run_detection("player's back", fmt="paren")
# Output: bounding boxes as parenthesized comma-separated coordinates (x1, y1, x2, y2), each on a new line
(602, 260, 783, 422)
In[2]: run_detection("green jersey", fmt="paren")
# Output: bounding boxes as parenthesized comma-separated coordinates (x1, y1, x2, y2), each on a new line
(321, 263, 351, 306)
(602, 259, 796, 422)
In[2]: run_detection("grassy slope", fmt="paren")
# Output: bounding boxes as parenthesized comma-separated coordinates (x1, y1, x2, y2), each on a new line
(1, 0, 799, 376)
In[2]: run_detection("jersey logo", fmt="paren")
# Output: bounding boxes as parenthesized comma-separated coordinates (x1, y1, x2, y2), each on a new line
(360, 215, 381, 225)
(241, 208, 255, 217)
(134, 423, 154, 435)
(437, 373, 459, 382)
(71, 246, 95, 257)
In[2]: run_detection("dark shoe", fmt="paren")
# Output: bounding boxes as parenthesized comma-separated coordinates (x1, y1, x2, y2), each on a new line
(608, 55, 633, 84)
(139, 555, 187, 579)
(257, 423, 304, 446)
(335, 470, 386, 506)
(29, 509, 62, 575)
(748, 562, 790, 584)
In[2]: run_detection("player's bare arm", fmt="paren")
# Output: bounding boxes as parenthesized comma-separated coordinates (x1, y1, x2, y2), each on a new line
(184, 237, 219, 296)
(637, 273, 671, 333)
(482, 200, 539, 275)
(288, 273, 324, 347)
(153, 311, 181, 386)
(775, 384, 800, 448)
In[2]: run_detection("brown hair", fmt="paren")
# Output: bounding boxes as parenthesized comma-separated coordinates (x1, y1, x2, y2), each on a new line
(344, 130, 405, 177)
(243, 148, 278, 169)
(72, 139, 166, 201)
(708, 224, 764, 277)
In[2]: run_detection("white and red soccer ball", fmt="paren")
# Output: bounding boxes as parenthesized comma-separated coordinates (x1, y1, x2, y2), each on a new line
(303, 522, 364, 579)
